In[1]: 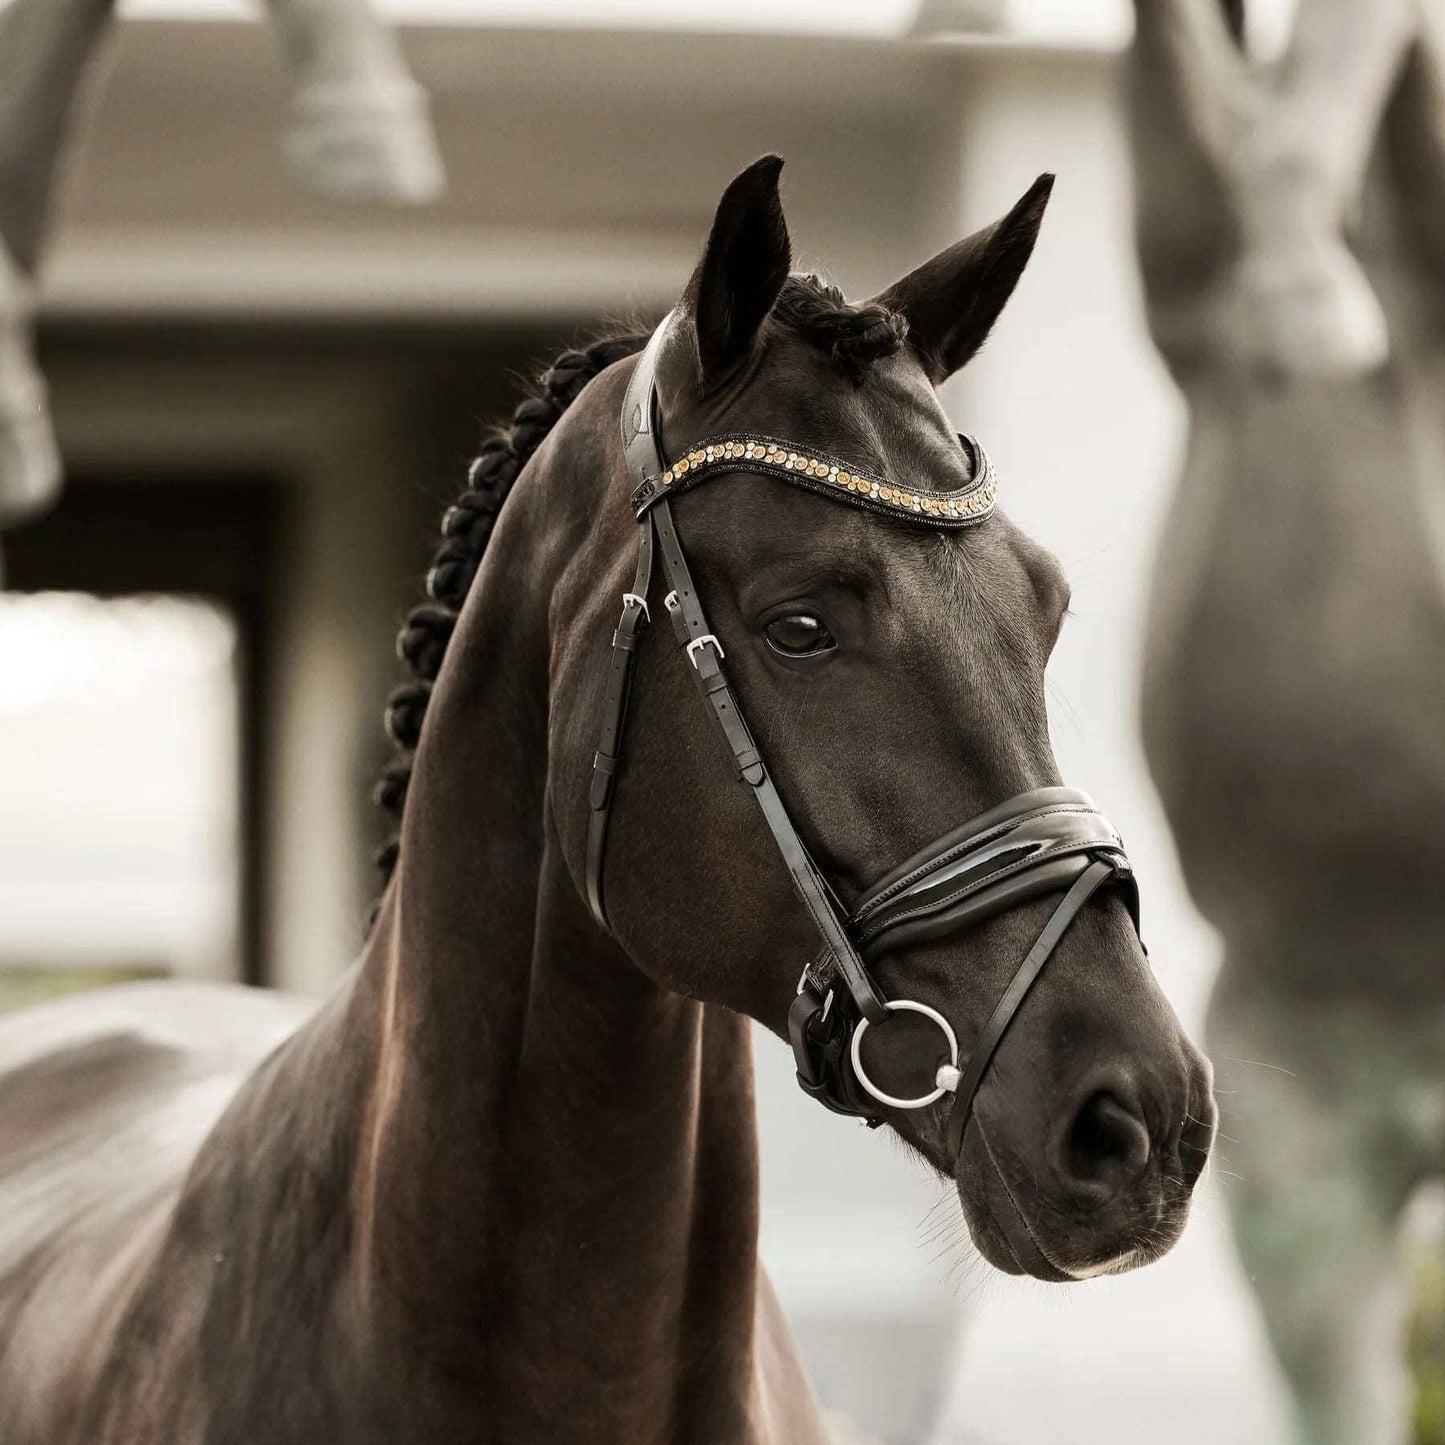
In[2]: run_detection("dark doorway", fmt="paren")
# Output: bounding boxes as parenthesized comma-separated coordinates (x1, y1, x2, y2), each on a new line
(4, 475, 288, 986)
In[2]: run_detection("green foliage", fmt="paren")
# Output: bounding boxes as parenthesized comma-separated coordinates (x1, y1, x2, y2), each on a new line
(1412, 1241, 1445, 1445)
(0, 966, 163, 1014)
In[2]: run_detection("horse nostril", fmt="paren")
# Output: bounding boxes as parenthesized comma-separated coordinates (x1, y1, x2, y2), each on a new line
(1059, 1090, 1152, 1197)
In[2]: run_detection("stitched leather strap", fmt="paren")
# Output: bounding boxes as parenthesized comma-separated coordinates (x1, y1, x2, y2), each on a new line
(620, 316, 673, 488)
(585, 520, 654, 927)
(850, 788, 1137, 953)
(944, 857, 1115, 1156)
(651, 498, 887, 1025)
(585, 320, 675, 928)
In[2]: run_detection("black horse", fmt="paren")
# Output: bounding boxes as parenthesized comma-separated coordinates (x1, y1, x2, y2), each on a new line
(0, 157, 1213, 1444)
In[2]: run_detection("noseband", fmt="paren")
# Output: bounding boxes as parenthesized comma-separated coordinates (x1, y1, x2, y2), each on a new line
(587, 315, 1141, 1160)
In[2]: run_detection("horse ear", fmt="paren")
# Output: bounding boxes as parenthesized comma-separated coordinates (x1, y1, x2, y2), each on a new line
(682, 155, 792, 391)
(876, 174, 1054, 385)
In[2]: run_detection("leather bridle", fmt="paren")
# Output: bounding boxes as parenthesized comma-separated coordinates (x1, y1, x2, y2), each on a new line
(586, 314, 1141, 1160)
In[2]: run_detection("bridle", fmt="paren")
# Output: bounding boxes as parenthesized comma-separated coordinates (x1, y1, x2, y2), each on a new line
(586, 314, 1141, 1159)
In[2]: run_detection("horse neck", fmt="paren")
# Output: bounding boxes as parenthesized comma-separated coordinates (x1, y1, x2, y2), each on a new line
(349, 416, 766, 1438)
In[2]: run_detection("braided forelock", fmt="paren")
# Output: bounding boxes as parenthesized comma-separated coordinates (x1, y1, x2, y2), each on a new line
(772, 274, 908, 385)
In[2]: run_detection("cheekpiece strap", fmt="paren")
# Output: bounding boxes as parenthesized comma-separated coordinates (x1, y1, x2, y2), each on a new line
(585, 319, 675, 928)
(584, 520, 654, 927)
(649, 495, 887, 1025)
(631, 432, 997, 528)
(590, 311, 889, 1025)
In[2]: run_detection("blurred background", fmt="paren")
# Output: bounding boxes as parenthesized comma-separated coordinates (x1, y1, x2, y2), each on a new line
(1, 0, 1441, 1442)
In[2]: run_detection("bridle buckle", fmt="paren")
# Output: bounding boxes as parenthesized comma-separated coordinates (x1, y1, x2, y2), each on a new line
(686, 634, 725, 669)
(795, 964, 834, 1024)
(622, 591, 649, 621)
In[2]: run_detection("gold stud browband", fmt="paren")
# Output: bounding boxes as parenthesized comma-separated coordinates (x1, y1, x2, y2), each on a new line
(629, 433, 998, 528)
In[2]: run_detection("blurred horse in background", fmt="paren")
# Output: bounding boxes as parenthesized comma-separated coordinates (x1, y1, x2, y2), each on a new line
(1129, 1, 1445, 1441)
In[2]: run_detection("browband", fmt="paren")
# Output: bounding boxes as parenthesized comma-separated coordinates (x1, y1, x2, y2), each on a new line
(631, 431, 998, 527)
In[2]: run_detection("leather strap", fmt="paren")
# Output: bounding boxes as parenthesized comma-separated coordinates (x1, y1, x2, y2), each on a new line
(850, 788, 1137, 953)
(944, 857, 1115, 1156)
(651, 498, 887, 1025)
(620, 316, 673, 488)
(585, 520, 654, 927)
(788, 984, 881, 1124)
(585, 319, 674, 927)
(629, 429, 998, 529)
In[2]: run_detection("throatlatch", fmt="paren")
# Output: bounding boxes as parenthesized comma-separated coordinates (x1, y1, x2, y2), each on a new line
(587, 313, 1141, 1160)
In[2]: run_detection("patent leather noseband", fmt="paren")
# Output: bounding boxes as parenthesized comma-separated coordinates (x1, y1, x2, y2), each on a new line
(586, 315, 1141, 1161)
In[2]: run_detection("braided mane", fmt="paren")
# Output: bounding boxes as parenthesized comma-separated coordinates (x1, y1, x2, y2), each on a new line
(370, 282, 902, 918)
(370, 330, 648, 910)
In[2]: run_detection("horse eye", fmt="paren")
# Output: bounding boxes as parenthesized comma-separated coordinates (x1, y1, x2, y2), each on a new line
(764, 613, 835, 658)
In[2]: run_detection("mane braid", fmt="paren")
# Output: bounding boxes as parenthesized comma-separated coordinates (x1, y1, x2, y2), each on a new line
(368, 329, 650, 924)
(773, 274, 908, 385)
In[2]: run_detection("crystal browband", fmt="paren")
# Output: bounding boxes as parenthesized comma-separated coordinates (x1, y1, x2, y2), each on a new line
(629, 432, 998, 527)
